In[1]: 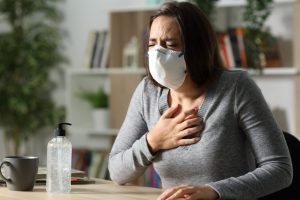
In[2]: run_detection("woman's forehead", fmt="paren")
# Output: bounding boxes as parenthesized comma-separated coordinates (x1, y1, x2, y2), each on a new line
(150, 16, 181, 39)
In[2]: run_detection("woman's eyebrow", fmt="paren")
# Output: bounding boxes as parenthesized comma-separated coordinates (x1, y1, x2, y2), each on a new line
(165, 38, 177, 42)
(148, 38, 156, 42)
(148, 37, 178, 42)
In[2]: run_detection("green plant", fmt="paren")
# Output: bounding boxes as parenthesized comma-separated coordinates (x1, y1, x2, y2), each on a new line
(0, 0, 66, 155)
(243, 0, 275, 69)
(78, 87, 109, 109)
(192, 0, 219, 19)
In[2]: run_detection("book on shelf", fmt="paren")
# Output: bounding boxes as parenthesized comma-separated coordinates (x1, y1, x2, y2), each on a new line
(217, 27, 282, 69)
(218, 33, 235, 69)
(89, 151, 104, 178)
(98, 153, 110, 179)
(90, 31, 100, 68)
(72, 149, 93, 174)
(260, 46, 282, 68)
(92, 30, 110, 69)
(36, 166, 87, 179)
(36, 167, 95, 185)
(224, 34, 235, 69)
(228, 28, 243, 68)
(235, 27, 248, 68)
(83, 30, 110, 69)
(1, 166, 93, 186)
(129, 164, 161, 188)
(72, 149, 110, 179)
(83, 31, 98, 69)
(100, 31, 110, 69)
(218, 34, 229, 69)
(144, 164, 161, 188)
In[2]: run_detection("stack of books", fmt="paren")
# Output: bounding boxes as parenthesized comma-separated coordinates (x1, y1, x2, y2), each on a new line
(83, 30, 110, 69)
(218, 27, 281, 69)
(35, 166, 95, 185)
(0, 167, 95, 187)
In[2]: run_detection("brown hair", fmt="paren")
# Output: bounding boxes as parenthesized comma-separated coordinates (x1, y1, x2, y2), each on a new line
(146, 1, 225, 87)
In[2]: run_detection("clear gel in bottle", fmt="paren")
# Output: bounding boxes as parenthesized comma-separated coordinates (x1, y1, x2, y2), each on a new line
(46, 122, 72, 193)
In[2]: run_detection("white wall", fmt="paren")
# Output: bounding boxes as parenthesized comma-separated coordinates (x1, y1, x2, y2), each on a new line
(252, 75, 297, 134)
(0, 0, 150, 161)
(60, 0, 149, 70)
(51, 0, 152, 106)
(0, 0, 296, 160)
(57, 0, 294, 103)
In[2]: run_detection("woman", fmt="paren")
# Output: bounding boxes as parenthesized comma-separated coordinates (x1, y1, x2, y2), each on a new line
(108, 1, 292, 200)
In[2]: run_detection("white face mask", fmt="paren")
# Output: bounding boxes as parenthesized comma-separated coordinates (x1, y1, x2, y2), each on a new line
(148, 45, 186, 90)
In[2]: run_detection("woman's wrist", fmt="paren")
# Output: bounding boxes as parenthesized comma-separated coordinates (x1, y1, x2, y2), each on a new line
(146, 132, 160, 154)
(201, 185, 219, 200)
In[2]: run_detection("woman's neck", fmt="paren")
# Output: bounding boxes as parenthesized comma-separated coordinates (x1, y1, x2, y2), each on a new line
(168, 76, 207, 109)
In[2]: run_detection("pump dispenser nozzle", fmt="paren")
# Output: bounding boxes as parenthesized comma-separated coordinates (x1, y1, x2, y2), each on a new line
(55, 122, 72, 137)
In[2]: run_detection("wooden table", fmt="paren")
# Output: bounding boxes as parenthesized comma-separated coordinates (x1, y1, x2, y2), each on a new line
(0, 179, 162, 200)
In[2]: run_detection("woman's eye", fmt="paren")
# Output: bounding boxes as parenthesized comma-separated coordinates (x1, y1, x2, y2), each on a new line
(167, 44, 179, 51)
(167, 44, 176, 47)
(167, 44, 177, 49)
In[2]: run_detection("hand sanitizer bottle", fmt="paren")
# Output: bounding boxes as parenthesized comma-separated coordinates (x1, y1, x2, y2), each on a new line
(47, 122, 72, 193)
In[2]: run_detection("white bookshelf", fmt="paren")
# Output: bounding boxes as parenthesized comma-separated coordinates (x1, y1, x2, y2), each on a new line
(109, 0, 296, 11)
(69, 67, 146, 75)
(65, 0, 300, 147)
(246, 67, 300, 76)
(65, 67, 146, 150)
(217, 0, 295, 7)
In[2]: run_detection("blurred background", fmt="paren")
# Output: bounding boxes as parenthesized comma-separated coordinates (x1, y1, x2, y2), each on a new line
(0, 0, 299, 185)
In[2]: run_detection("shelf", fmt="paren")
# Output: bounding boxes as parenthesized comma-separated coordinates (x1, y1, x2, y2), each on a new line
(69, 127, 119, 136)
(246, 67, 300, 76)
(110, 4, 159, 12)
(66, 67, 146, 138)
(217, 0, 295, 7)
(109, 0, 296, 12)
(68, 67, 146, 75)
(69, 66, 300, 76)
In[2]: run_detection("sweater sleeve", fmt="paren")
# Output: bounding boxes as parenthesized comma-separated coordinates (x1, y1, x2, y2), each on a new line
(108, 78, 156, 185)
(207, 72, 293, 199)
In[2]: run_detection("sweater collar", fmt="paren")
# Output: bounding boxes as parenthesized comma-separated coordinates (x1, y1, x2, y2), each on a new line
(158, 70, 222, 119)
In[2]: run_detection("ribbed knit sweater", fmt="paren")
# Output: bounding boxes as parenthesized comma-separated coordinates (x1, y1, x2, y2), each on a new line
(108, 70, 292, 199)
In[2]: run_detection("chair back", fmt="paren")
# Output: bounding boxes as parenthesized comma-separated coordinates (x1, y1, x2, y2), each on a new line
(259, 131, 300, 199)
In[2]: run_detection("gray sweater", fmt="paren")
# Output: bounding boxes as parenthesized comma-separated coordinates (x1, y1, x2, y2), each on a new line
(108, 70, 292, 199)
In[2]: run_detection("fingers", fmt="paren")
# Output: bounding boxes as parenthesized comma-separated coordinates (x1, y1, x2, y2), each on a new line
(159, 185, 197, 200)
(178, 124, 203, 138)
(175, 118, 203, 146)
(158, 185, 189, 200)
(176, 117, 203, 132)
(184, 193, 198, 200)
(158, 185, 216, 200)
(178, 137, 200, 146)
(162, 104, 180, 118)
